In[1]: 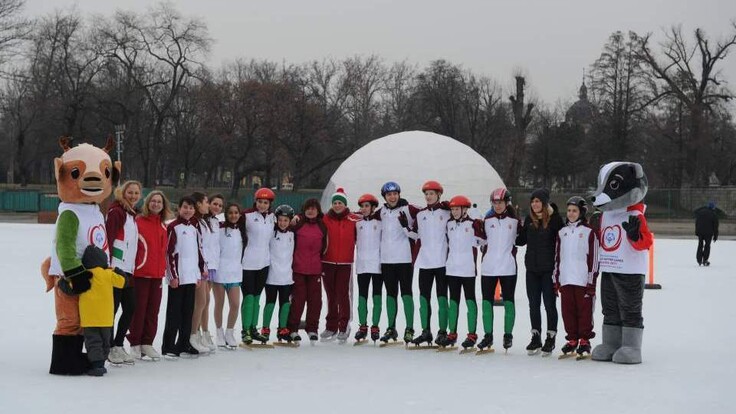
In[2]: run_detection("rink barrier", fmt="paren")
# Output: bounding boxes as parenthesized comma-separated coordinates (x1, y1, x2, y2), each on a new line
(645, 233, 662, 290)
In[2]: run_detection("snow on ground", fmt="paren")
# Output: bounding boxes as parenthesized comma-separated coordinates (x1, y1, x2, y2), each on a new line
(0, 223, 734, 414)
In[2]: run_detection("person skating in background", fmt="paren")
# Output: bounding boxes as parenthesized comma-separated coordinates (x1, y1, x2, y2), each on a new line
(441, 195, 484, 349)
(321, 188, 360, 343)
(354, 194, 383, 343)
(189, 192, 213, 354)
(516, 188, 564, 356)
(196, 193, 224, 351)
(694, 201, 719, 266)
(478, 188, 520, 353)
(128, 190, 172, 361)
(240, 187, 276, 345)
(378, 181, 420, 344)
(105, 180, 141, 365)
(162, 196, 206, 359)
(214, 203, 244, 349)
(553, 197, 599, 358)
(288, 199, 328, 343)
(403, 181, 451, 346)
(262, 205, 296, 343)
(77, 246, 128, 376)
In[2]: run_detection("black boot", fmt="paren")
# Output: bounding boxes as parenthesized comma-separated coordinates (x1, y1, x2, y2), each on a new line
(380, 327, 398, 343)
(355, 325, 368, 341)
(87, 360, 106, 377)
(403, 328, 415, 343)
(478, 333, 493, 350)
(411, 329, 433, 345)
(526, 330, 542, 354)
(438, 332, 458, 347)
(561, 339, 578, 355)
(434, 330, 448, 346)
(251, 327, 268, 343)
(370, 325, 380, 341)
(541, 331, 556, 354)
(461, 333, 478, 349)
(503, 333, 513, 350)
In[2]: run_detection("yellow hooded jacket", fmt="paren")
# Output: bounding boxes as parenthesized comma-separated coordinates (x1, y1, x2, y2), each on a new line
(77, 268, 126, 328)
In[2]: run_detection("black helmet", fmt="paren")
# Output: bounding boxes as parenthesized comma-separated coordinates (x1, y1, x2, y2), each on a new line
(274, 204, 295, 219)
(566, 196, 588, 217)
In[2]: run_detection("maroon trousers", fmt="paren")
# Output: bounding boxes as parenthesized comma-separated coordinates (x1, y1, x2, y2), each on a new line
(322, 263, 353, 333)
(127, 278, 163, 346)
(560, 285, 595, 341)
(288, 273, 323, 333)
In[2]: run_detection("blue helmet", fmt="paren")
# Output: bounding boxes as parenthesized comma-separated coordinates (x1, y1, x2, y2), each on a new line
(381, 181, 401, 197)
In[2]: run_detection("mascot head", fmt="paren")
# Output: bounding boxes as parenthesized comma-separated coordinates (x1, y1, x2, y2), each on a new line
(590, 161, 647, 212)
(54, 137, 121, 204)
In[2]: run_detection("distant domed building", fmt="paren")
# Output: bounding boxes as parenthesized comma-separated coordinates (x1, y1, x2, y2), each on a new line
(565, 81, 596, 130)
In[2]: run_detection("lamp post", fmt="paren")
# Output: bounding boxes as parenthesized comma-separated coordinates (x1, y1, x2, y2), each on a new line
(114, 124, 125, 163)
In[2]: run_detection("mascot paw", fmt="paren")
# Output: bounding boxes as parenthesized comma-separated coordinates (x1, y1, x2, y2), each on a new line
(621, 215, 641, 241)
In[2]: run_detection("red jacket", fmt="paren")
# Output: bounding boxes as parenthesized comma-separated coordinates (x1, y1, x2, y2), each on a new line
(134, 214, 168, 278)
(322, 209, 359, 264)
(292, 215, 327, 275)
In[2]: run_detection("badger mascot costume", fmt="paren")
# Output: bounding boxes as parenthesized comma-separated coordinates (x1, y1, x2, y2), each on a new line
(42, 137, 121, 375)
(590, 161, 652, 364)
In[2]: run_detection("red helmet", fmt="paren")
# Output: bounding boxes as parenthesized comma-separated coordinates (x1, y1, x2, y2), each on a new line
(449, 195, 471, 208)
(422, 180, 444, 194)
(490, 187, 511, 203)
(357, 193, 379, 207)
(254, 187, 275, 201)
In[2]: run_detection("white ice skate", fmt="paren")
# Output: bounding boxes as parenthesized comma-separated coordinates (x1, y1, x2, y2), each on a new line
(141, 345, 161, 361)
(190, 334, 210, 355)
(216, 328, 227, 348)
(202, 331, 217, 352)
(108, 346, 126, 365)
(224, 329, 238, 349)
(130, 345, 142, 360)
(320, 330, 337, 342)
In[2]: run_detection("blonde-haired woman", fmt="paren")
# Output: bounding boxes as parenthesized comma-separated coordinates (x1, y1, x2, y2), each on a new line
(106, 180, 142, 364)
(129, 190, 173, 361)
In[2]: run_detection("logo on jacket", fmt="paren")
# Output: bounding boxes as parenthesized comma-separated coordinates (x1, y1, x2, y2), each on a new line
(88, 224, 108, 251)
(601, 225, 622, 252)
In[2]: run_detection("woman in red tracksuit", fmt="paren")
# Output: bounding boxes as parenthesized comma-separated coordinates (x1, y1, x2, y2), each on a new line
(288, 198, 328, 343)
(128, 190, 172, 361)
(321, 188, 360, 343)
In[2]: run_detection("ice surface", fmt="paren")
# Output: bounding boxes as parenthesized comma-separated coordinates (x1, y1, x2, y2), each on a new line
(0, 223, 734, 413)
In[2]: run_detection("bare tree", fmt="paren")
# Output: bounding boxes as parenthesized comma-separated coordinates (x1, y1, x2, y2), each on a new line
(0, 0, 30, 68)
(635, 25, 736, 185)
(507, 75, 534, 186)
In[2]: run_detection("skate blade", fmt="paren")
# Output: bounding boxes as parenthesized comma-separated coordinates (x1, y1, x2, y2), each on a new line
(140, 355, 160, 362)
(476, 348, 495, 355)
(576, 354, 591, 361)
(272, 341, 300, 348)
(378, 341, 403, 348)
(527, 349, 541, 356)
(353, 340, 369, 346)
(558, 353, 577, 360)
(320, 337, 337, 343)
(246, 343, 275, 349)
(459, 347, 477, 355)
(162, 355, 179, 361)
(541, 351, 552, 357)
(239, 343, 254, 350)
(436, 346, 458, 352)
(406, 344, 440, 350)
(180, 353, 199, 359)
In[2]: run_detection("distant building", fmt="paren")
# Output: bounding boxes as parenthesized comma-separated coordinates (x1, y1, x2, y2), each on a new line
(565, 81, 596, 131)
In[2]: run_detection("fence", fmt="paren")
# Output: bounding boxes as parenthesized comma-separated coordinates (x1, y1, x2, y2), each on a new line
(1, 187, 734, 219)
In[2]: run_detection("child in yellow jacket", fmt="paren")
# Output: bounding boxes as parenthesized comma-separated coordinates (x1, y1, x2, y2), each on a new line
(76, 245, 127, 376)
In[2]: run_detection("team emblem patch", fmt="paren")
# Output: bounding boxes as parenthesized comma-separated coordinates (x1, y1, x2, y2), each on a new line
(88, 224, 108, 251)
(601, 225, 622, 252)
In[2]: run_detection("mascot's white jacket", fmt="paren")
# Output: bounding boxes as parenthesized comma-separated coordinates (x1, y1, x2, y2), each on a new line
(598, 204, 652, 275)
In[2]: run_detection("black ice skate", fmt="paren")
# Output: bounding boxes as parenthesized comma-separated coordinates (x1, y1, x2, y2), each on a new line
(526, 330, 542, 355)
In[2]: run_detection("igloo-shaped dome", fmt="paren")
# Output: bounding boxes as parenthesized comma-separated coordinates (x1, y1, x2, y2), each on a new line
(321, 131, 505, 212)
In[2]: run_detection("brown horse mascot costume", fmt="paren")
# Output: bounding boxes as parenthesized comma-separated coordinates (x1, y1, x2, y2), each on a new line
(41, 137, 121, 375)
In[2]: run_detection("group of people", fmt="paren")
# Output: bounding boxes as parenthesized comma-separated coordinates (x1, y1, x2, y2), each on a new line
(89, 179, 608, 371)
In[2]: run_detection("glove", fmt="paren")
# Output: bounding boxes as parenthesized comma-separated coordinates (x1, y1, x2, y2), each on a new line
(585, 284, 596, 297)
(398, 211, 409, 229)
(60, 271, 92, 295)
(57, 278, 77, 296)
(621, 215, 641, 242)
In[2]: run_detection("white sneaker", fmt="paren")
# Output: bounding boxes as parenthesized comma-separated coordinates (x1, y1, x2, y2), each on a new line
(216, 328, 226, 347)
(190, 334, 210, 354)
(202, 331, 217, 351)
(141, 345, 161, 361)
(320, 330, 336, 342)
(108, 346, 125, 364)
(225, 329, 238, 348)
(130, 345, 142, 360)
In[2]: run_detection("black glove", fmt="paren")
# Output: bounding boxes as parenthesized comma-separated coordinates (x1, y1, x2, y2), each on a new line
(398, 211, 409, 229)
(621, 215, 641, 242)
(60, 271, 93, 295)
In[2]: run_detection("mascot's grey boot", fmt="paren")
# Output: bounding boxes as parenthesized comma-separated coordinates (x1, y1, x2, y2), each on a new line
(591, 324, 622, 361)
(612, 327, 643, 364)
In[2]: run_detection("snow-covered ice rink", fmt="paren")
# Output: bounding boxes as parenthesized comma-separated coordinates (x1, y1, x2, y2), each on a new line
(1, 223, 734, 413)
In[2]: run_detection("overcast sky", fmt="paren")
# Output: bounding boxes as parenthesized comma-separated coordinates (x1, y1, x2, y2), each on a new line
(24, 0, 736, 105)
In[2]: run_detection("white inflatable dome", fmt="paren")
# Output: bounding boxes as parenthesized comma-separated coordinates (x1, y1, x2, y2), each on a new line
(321, 131, 505, 212)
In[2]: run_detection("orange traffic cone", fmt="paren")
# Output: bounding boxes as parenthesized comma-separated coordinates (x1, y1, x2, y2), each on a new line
(645, 233, 661, 289)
